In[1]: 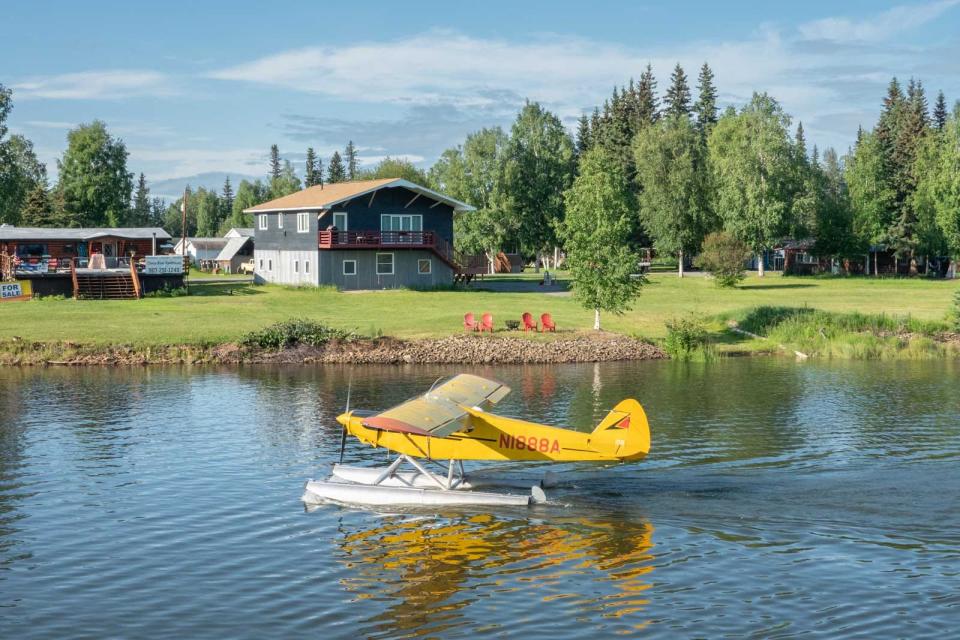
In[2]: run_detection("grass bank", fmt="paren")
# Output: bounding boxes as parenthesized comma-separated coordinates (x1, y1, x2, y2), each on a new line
(723, 305, 960, 359)
(0, 273, 956, 363)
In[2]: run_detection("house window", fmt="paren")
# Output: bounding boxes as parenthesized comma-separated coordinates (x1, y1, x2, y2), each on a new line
(294, 259, 299, 273)
(376, 253, 394, 275)
(259, 258, 263, 269)
(333, 212, 348, 230)
(297, 212, 310, 233)
(380, 214, 423, 233)
(278, 213, 283, 229)
(268, 259, 272, 271)
(305, 261, 310, 274)
(418, 259, 432, 275)
(343, 259, 357, 275)
(258, 214, 267, 230)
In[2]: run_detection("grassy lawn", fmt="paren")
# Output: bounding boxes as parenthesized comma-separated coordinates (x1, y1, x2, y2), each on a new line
(0, 273, 956, 347)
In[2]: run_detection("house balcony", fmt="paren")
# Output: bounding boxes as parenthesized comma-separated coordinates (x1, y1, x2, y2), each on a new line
(318, 229, 462, 269)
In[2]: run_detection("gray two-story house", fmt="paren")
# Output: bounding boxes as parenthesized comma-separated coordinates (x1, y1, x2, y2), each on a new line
(245, 178, 475, 289)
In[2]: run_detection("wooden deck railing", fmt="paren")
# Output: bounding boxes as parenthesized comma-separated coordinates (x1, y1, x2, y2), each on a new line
(0, 253, 13, 282)
(318, 230, 463, 270)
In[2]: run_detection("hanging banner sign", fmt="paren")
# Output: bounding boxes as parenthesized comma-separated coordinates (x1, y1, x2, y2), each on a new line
(0, 280, 32, 301)
(143, 255, 185, 275)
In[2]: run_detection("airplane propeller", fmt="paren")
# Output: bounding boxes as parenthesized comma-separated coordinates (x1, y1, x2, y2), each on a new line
(338, 372, 353, 464)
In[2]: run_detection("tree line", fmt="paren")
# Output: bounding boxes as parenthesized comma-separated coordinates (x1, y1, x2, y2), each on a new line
(3, 68, 959, 273)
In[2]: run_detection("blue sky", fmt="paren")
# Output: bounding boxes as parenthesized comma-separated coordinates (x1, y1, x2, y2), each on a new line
(3, 0, 959, 193)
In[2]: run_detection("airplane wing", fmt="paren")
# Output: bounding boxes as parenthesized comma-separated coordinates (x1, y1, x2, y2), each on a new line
(362, 374, 511, 438)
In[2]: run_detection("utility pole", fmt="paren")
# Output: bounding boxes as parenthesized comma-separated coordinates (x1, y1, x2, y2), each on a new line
(180, 188, 188, 257)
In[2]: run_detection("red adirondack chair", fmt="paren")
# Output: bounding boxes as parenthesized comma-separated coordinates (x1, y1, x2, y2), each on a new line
(540, 313, 557, 332)
(464, 312, 480, 332)
(522, 312, 538, 332)
(480, 312, 494, 333)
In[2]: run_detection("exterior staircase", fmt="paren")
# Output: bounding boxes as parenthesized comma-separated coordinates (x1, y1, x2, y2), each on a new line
(72, 261, 142, 300)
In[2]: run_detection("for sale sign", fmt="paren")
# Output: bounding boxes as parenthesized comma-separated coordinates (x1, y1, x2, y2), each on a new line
(0, 280, 32, 301)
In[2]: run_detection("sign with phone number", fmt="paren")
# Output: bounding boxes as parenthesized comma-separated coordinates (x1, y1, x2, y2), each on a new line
(144, 255, 185, 275)
(0, 281, 32, 301)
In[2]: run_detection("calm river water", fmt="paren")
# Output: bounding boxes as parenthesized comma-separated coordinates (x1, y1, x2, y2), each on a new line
(1, 359, 959, 638)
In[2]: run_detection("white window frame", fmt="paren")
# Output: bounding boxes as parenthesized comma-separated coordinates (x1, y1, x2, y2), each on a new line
(376, 252, 394, 275)
(258, 258, 263, 269)
(418, 258, 432, 275)
(278, 212, 283, 229)
(342, 259, 357, 276)
(305, 260, 310, 274)
(258, 214, 267, 230)
(294, 259, 299, 273)
(332, 211, 348, 230)
(268, 259, 272, 271)
(297, 211, 310, 233)
(380, 214, 423, 232)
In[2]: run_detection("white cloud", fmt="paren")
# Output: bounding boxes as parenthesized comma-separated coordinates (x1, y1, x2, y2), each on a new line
(23, 120, 76, 129)
(797, 0, 960, 42)
(12, 70, 174, 100)
(130, 147, 265, 181)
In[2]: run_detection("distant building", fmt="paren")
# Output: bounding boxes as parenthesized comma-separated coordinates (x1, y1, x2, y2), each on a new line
(0, 225, 171, 268)
(174, 237, 230, 267)
(244, 178, 476, 289)
(215, 228, 254, 273)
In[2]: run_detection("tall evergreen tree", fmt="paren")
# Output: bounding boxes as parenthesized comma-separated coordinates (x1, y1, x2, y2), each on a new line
(344, 140, 358, 180)
(663, 63, 692, 119)
(327, 151, 346, 183)
(305, 147, 319, 187)
(269, 160, 302, 198)
(933, 90, 948, 131)
(575, 114, 591, 156)
(795, 122, 807, 159)
(221, 176, 234, 221)
(269, 144, 281, 180)
(20, 180, 55, 227)
(636, 64, 659, 125)
(131, 172, 151, 225)
(694, 63, 718, 136)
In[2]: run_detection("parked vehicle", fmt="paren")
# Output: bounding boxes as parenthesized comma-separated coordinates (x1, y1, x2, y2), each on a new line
(238, 259, 255, 275)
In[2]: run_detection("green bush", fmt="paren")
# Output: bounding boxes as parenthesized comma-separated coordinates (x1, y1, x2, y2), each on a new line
(241, 318, 357, 350)
(145, 285, 188, 298)
(664, 315, 714, 361)
(695, 231, 751, 287)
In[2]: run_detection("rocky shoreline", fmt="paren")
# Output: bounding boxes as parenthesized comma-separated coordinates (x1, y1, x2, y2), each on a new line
(0, 333, 667, 366)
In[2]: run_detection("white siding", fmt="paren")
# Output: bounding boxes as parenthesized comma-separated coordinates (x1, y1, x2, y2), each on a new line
(254, 249, 319, 286)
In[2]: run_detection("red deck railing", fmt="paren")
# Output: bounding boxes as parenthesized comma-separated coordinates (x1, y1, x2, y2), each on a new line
(318, 230, 465, 270)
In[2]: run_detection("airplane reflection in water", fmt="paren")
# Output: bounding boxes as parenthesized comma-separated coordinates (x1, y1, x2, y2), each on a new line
(328, 511, 655, 637)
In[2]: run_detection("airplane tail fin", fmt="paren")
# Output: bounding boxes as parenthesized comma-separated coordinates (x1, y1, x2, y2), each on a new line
(588, 399, 651, 461)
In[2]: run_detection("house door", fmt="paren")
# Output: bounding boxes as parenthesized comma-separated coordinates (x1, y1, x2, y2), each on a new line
(102, 242, 116, 258)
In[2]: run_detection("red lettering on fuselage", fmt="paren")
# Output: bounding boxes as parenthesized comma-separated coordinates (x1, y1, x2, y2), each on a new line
(498, 433, 561, 454)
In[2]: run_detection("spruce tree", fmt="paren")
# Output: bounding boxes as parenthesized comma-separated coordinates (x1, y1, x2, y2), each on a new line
(327, 151, 346, 183)
(636, 64, 659, 125)
(132, 172, 151, 225)
(795, 122, 807, 159)
(221, 176, 234, 220)
(305, 147, 318, 186)
(20, 181, 55, 227)
(933, 90, 948, 131)
(269, 144, 281, 180)
(344, 141, 358, 180)
(663, 63, 692, 119)
(694, 63, 718, 135)
(576, 114, 591, 156)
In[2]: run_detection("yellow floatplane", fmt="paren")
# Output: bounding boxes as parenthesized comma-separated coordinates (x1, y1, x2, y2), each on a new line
(303, 374, 651, 507)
